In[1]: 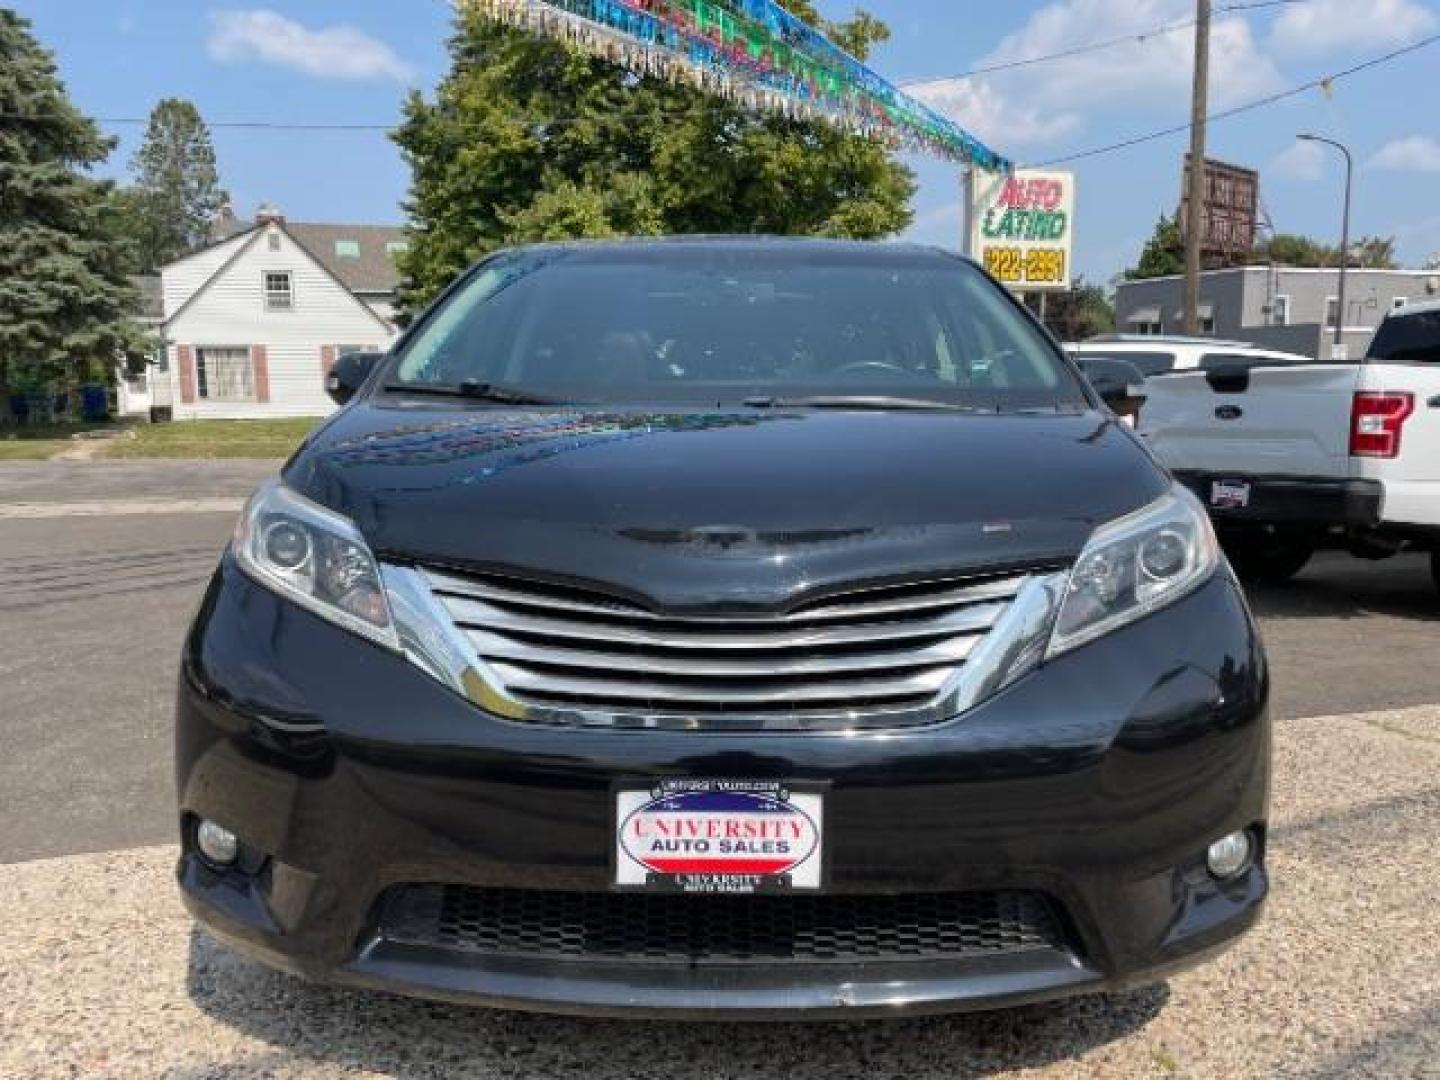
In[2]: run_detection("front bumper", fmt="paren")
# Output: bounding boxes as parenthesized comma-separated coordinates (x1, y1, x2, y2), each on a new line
(176, 560, 1270, 1019)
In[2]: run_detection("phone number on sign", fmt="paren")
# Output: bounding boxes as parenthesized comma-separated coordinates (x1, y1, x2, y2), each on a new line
(983, 247, 1067, 286)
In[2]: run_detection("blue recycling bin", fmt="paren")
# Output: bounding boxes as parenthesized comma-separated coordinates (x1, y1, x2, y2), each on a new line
(81, 384, 109, 421)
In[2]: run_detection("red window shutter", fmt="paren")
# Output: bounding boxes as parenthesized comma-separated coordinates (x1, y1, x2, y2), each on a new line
(178, 345, 196, 403)
(321, 345, 337, 375)
(252, 346, 271, 403)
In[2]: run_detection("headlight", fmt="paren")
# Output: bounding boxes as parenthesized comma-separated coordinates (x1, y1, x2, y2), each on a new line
(1048, 485, 1220, 658)
(233, 481, 400, 650)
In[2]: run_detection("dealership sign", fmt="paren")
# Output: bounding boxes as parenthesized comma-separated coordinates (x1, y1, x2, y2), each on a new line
(972, 169, 1075, 292)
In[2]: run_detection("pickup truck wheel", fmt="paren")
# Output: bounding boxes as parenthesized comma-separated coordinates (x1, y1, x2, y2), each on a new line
(1223, 534, 1315, 585)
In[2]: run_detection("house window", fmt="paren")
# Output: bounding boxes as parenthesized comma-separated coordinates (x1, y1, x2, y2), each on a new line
(1129, 319, 1162, 336)
(1393, 297, 1410, 312)
(335, 239, 361, 258)
(1325, 297, 1340, 330)
(195, 347, 255, 402)
(1271, 296, 1291, 326)
(267, 232, 281, 252)
(264, 271, 294, 311)
(385, 241, 409, 257)
(1197, 314, 1216, 335)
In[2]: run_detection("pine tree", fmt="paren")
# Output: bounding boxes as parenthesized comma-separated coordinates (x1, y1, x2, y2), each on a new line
(391, 2, 916, 317)
(126, 98, 228, 270)
(0, 9, 142, 408)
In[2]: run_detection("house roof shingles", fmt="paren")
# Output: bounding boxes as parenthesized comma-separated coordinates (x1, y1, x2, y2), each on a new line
(284, 222, 407, 295)
(212, 216, 406, 296)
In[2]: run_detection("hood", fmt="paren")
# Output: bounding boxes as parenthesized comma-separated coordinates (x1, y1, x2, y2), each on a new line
(284, 402, 1168, 610)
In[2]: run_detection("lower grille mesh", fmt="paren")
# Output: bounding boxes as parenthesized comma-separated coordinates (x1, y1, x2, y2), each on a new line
(377, 885, 1065, 966)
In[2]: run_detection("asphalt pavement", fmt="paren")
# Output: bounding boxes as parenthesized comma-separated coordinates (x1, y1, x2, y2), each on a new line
(1, 459, 1437, 863)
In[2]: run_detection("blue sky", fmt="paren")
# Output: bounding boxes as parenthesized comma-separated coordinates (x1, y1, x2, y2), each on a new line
(15, 0, 1440, 283)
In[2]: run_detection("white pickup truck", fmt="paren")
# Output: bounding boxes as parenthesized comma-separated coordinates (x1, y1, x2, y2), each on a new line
(1137, 300, 1440, 590)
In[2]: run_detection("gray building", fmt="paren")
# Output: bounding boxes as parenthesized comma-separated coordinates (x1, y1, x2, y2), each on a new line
(1114, 266, 1440, 359)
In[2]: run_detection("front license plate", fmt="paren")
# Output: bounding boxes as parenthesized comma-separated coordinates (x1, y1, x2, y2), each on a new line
(1211, 480, 1252, 509)
(615, 780, 824, 894)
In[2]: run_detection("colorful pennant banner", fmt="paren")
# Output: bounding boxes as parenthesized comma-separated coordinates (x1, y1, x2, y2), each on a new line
(465, 0, 1012, 171)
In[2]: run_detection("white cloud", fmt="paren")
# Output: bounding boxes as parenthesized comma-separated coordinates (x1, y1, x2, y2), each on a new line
(908, 0, 1285, 156)
(1271, 139, 1326, 181)
(909, 79, 1082, 150)
(1271, 0, 1437, 55)
(1370, 135, 1440, 173)
(207, 10, 414, 82)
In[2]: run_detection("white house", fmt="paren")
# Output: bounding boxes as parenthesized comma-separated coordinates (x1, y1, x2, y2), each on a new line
(151, 207, 404, 420)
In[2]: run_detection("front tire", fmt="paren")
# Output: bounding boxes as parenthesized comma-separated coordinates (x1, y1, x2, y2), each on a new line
(1223, 532, 1315, 584)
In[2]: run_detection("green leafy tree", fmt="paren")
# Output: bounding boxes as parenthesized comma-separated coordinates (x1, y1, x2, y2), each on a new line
(124, 98, 228, 271)
(1037, 278, 1115, 341)
(1125, 214, 1185, 280)
(392, 2, 916, 316)
(0, 10, 142, 407)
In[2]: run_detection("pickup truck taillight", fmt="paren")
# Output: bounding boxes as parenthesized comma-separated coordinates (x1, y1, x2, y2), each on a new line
(1350, 392, 1416, 458)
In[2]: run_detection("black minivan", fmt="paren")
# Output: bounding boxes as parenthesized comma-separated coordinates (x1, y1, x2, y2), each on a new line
(177, 238, 1269, 1018)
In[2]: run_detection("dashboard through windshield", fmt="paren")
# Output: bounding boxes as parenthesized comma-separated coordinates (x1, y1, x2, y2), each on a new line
(390, 244, 1088, 411)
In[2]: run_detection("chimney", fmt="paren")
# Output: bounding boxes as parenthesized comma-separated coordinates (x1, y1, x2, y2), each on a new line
(255, 203, 286, 227)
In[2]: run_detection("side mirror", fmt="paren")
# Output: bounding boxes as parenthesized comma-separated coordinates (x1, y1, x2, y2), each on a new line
(1076, 357, 1148, 422)
(325, 350, 384, 406)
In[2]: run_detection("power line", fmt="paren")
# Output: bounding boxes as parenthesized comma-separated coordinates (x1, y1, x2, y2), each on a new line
(900, 0, 1309, 86)
(1024, 30, 1440, 168)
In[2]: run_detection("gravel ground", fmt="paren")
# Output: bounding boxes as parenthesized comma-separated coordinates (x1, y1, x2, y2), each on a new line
(2, 707, 1437, 1080)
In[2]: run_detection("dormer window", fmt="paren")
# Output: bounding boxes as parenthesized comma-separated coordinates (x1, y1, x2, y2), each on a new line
(267, 232, 281, 252)
(264, 271, 294, 312)
(335, 239, 361, 258)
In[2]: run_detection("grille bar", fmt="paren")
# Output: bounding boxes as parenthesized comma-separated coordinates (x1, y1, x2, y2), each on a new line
(466, 630, 977, 678)
(377, 885, 1067, 966)
(445, 597, 1005, 650)
(490, 661, 954, 706)
(425, 568, 1028, 624)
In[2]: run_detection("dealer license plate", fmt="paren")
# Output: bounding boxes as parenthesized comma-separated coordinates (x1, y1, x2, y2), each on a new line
(614, 780, 824, 894)
(1211, 480, 1252, 510)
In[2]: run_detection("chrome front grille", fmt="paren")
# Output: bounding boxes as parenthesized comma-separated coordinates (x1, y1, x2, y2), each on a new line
(406, 565, 1048, 731)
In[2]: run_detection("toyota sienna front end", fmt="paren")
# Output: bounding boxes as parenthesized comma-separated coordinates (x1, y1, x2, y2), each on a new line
(176, 238, 1269, 1018)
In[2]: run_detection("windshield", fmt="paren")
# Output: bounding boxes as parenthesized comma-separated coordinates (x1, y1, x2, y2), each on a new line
(390, 245, 1088, 411)
(1369, 310, 1440, 364)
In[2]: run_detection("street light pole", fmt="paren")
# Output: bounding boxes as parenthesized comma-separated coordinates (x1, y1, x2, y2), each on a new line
(1183, 0, 1212, 336)
(1298, 133, 1353, 359)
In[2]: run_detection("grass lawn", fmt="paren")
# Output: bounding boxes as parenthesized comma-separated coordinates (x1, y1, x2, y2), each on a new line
(0, 438, 70, 460)
(104, 418, 324, 459)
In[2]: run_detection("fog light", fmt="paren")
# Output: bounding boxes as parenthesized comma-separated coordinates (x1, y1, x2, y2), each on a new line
(1206, 830, 1253, 879)
(196, 819, 239, 867)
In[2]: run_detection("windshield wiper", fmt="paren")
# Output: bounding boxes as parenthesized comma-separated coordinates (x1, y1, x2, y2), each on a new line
(741, 395, 979, 413)
(385, 379, 562, 406)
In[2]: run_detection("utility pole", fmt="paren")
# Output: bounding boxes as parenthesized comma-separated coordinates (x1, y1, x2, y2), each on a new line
(1183, 0, 1211, 335)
